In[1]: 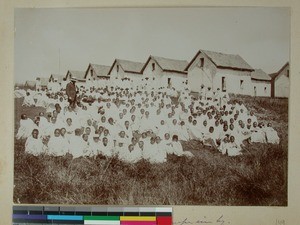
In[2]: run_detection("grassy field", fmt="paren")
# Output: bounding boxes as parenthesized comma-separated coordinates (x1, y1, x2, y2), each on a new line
(13, 96, 288, 205)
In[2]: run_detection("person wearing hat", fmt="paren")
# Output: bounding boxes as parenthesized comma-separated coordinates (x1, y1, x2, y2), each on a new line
(66, 78, 77, 109)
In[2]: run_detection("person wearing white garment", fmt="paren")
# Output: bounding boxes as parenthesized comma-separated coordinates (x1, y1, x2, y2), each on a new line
(99, 137, 114, 157)
(38, 112, 49, 135)
(177, 121, 190, 141)
(264, 123, 280, 144)
(69, 128, 85, 158)
(22, 92, 36, 107)
(202, 126, 219, 148)
(106, 118, 118, 141)
(250, 122, 267, 143)
(14, 87, 26, 98)
(170, 135, 194, 157)
(152, 136, 167, 163)
(47, 129, 69, 156)
(218, 135, 230, 155)
(228, 124, 243, 147)
(123, 121, 133, 139)
(226, 136, 242, 157)
(139, 111, 154, 132)
(160, 133, 173, 154)
(35, 91, 48, 107)
(81, 134, 92, 157)
(248, 111, 258, 124)
(213, 120, 223, 140)
(124, 144, 142, 163)
(130, 114, 140, 132)
(142, 136, 155, 162)
(187, 120, 202, 141)
(25, 129, 45, 156)
(16, 114, 37, 140)
(115, 131, 131, 160)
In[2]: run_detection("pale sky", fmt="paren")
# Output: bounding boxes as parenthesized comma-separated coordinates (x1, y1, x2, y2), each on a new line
(14, 7, 290, 83)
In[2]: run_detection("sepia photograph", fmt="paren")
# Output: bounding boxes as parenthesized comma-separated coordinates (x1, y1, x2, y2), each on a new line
(14, 7, 289, 206)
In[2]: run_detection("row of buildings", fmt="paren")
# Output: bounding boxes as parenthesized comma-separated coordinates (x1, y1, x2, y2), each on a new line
(23, 49, 290, 98)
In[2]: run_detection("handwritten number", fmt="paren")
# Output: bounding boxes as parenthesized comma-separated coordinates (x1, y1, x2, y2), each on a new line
(217, 215, 225, 225)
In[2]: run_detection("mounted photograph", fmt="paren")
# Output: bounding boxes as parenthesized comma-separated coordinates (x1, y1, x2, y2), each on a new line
(14, 7, 289, 205)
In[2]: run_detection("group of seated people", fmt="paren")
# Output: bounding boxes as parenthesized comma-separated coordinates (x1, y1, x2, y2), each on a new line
(15, 80, 280, 163)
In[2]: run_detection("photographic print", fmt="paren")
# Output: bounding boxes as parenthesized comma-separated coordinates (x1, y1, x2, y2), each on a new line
(14, 7, 289, 205)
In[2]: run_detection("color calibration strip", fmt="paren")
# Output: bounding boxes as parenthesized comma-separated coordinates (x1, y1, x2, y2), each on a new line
(13, 206, 172, 225)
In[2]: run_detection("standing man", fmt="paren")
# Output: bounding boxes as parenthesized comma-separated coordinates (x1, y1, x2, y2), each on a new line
(66, 78, 77, 109)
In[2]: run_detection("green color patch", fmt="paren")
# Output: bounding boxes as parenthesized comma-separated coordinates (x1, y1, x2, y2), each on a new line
(84, 216, 120, 221)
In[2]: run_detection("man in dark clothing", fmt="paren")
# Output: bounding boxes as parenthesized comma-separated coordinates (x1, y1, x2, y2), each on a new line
(66, 79, 77, 109)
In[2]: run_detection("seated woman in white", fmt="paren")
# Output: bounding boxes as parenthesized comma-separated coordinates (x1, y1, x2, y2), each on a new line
(178, 121, 190, 141)
(187, 120, 204, 141)
(160, 133, 173, 154)
(22, 92, 36, 107)
(81, 133, 92, 157)
(226, 136, 242, 157)
(202, 126, 220, 149)
(143, 136, 156, 161)
(47, 129, 69, 156)
(89, 135, 100, 157)
(250, 122, 267, 143)
(69, 128, 85, 158)
(152, 136, 167, 163)
(14, 88, 26, 98)
(25, 129, 45, 156)
(170, 135, 194, 157)
(264, 123, 280, 144)
(99, 137, 115, 157)
(124, 144, 142, 163)
(16, 114, 36, 140)
(218, 135, 230, 155)
(115, 131, 131, 159)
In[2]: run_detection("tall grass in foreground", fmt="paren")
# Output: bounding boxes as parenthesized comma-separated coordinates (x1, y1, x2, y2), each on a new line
(13, 97, 288, 205)
(14, 139, 287, 205)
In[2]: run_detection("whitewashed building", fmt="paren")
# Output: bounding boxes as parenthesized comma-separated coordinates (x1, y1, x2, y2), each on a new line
(251, 69, 271, 97)
(270, 62, 290, 98)
(107, 59, 144, 89)
(84, 63, 110, 89)
(141, 55, 188, 91)
(185, 50, 254, 95)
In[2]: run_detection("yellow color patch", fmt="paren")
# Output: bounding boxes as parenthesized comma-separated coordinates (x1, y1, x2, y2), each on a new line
(120, 216, 156, 221)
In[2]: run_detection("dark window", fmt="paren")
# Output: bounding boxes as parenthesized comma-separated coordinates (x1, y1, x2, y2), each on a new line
(222, 77, 226, 92)
(240, 80, 244, 89)
(117, 65, 119, 73)
(264, 87, 267, 93)
(168, 78, 171, 87)
(90, 69, 93, 77)
(287, 69, 289, 77)
(152, 63, 155, 71)
(200, 58, 204, 68)
(254, 86, 257, 96)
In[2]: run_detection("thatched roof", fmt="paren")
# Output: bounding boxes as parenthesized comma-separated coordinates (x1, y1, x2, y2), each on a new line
(108, 59, 144, 75)
(49, 74, 64, 83)
(185, 49, 254, 71)
(66, 70, 86, 81)
(24, 81, 36, 87)
(86, 64, 111, 78)
(142, 55, 188, 74)
(251, 69, 271, 81)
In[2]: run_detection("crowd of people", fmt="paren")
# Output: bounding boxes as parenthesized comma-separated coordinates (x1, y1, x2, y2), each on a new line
(15, 77, 280, 163)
